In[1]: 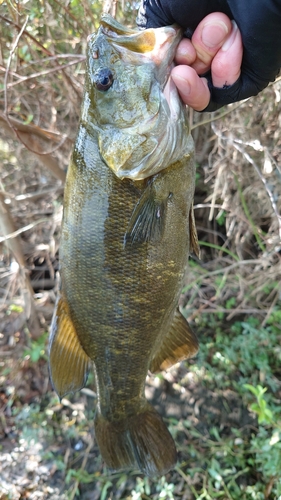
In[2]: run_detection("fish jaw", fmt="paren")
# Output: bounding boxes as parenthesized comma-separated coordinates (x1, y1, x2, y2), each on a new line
(83, 15, 192, 181)
(99, 13, 183, 89)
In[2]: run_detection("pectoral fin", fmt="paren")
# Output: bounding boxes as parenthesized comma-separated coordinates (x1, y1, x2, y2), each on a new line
(98, 128, 146, 177)
(49, 296, 91, 399)
(189, 205, 200, 258)
(149, 308, 199, 373)
(124, 182, 167, 246)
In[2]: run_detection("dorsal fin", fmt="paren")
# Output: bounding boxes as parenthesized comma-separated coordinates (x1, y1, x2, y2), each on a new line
(189, 204, 200, 258)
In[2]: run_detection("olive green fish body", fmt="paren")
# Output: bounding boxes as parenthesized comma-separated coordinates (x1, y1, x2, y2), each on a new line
(49, 15, 199, 477)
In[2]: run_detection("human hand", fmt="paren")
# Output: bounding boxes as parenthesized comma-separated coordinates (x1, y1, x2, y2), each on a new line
(137, 0, 281, 112)
(171, 12, 243, 111)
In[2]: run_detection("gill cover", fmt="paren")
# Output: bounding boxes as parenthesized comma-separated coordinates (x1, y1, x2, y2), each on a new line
(84, 14, 192, 180)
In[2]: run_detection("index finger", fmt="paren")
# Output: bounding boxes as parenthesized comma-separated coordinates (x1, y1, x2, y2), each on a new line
(191, 12, 232, 75)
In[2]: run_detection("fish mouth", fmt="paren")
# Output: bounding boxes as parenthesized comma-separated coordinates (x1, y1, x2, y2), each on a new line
(99, 14, 182, 89)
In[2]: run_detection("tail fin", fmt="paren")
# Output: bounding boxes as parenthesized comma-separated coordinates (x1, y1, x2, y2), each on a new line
(95, 403, 177, 477)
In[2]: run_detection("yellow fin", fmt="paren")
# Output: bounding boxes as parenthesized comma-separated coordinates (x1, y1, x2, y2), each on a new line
(95, 402, 177, 477)
(49, 296, 91, 399)
(189, 204, 200, 258)
(150, 308, 199, 373)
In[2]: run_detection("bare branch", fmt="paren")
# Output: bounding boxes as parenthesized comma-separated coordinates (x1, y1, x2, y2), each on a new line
(0, 57, 86, 91)
(4, 15, 29, 117)
(0, 218, 50, 243)
(0, 113, 72, 147)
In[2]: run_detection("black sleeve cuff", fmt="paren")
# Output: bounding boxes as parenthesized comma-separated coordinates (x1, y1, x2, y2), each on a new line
(202, 68, 277, 112)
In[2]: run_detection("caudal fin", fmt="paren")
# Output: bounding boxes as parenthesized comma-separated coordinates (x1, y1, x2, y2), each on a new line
(95, 404, 177, 477)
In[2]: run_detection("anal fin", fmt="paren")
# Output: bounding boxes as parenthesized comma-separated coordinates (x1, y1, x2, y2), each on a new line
(149, 308, 199, 373)
(49, 296, 91, 399)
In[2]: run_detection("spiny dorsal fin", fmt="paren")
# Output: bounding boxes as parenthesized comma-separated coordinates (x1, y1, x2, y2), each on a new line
(149, 308, 199, 373)
(189, 204, 200, 258)
(124, 182, 167, 246)
(49, 296, 91, 399)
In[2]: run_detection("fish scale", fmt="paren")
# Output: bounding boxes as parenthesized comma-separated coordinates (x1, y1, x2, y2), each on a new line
(49, 14, 200, 477)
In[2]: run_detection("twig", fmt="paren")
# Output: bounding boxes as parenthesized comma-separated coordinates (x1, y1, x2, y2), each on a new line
(191, 99, 249, 131)
(51, 0, 88, 34)
(13, 186, 64, 202)
(68, 438, 94, 500)
(182, 259, 267, 293)
(0, 193, 26, 268)
(2, 19, 75, 159)
(232, 142, 281, 242)
(1, 58, 85, 91)
(211, 121, 281, 243)
(0, 113, 73, 146)
(0, 218, 49, 243)
(103, 0, 118, 16)
(0, 192, 41, 338)
(0, 15, 52, 56)
(233, 172, 266, 253)
(2, 10, 81, 107)
(209, 162, 223, 221)
(0, 116, 66, 182)
(198, 240, 239, 261)
(4, 15, 29, 118)
(2, 16, 68, 158)
(261, 286, 281, 327)
(194, 203, 230, 211)
(196, 225, 227, 242)
(192, 307, 269, 315)
(17, 133, 69, 157)
(1, 53, 85, 69)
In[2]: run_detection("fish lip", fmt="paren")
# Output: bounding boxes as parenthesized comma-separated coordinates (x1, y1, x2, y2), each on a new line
(100, 13, 136, 36)
(99, 14, 182, 58)
(92, 15, 183, 93)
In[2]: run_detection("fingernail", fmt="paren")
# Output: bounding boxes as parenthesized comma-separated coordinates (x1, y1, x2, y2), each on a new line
(221, 21, 238, 51)
(171, 74, 191, 97)
(201, 21, 229, 48)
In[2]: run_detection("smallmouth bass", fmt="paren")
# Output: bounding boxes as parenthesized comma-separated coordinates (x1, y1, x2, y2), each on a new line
(49, 15, 199, 477)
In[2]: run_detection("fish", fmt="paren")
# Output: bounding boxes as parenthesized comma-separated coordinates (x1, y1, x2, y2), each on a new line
(49, 14, 200, 478)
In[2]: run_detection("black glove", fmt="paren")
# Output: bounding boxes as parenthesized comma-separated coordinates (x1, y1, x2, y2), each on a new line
(137, 0, 281, 111)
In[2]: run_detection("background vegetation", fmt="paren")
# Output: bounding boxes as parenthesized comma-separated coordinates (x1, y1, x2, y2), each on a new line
(0, 1, 281, 499)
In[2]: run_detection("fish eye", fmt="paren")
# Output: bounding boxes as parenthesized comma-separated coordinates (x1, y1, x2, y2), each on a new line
(94, 68, 114, 91)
